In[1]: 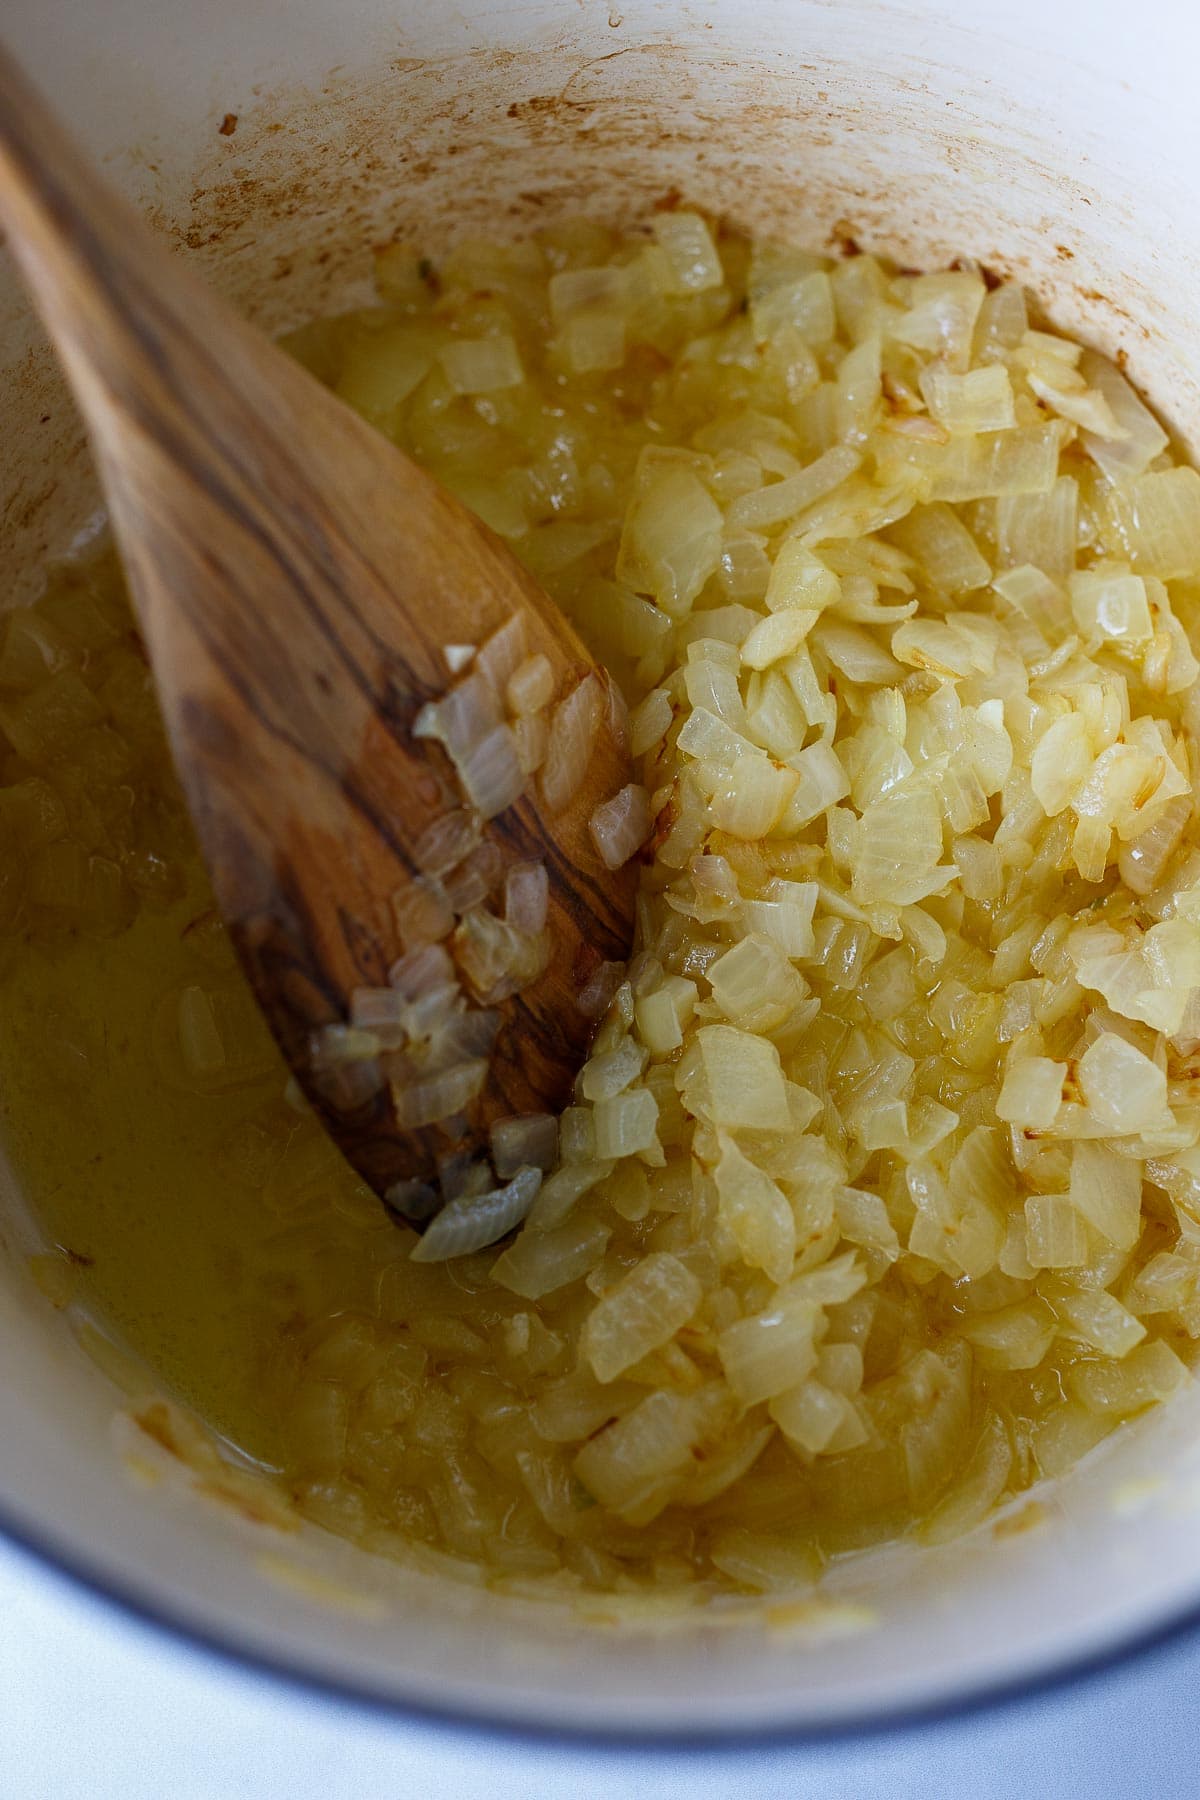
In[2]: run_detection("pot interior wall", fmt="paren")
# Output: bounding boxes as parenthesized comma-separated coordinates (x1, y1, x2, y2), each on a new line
(2, 0, 1200, 1735)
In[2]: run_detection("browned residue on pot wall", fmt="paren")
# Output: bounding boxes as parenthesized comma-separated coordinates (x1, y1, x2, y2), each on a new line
(2, 35, 1196, 585)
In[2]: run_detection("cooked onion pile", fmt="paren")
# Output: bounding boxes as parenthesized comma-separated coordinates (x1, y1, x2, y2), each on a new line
(12, 212, 1200, 1598)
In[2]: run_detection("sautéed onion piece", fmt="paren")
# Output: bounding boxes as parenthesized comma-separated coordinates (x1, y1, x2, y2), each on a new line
(9, 214, 1200, 1599)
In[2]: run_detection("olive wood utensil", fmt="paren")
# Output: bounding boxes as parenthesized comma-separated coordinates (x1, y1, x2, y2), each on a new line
(0, 47, 636, 1199)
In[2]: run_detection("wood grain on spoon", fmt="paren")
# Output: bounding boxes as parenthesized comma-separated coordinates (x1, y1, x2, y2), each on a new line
(0, 48, 636, 1197)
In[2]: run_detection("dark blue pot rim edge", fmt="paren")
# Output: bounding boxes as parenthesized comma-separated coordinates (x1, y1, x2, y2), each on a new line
(3, 1488, 1198, 1753)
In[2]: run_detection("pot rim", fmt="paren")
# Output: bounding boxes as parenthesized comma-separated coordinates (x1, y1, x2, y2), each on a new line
(3, 1489, 1198, 1749)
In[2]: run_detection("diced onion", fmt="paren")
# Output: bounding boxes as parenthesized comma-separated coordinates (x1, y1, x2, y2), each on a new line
(411, 808, 481, 879)
(1077, 1032, 1168, 1131)
(390, 1057, 488, 1128)
(506, 654, 554, 716)
(438, 334, 524, 394)
(541, 674, 605, 813)
(412, 1165, 542, 1262)
(71, 219, 1200, 1585)
(392, 874, 455, 948)
(387, 942, 457, 1000)
(582, 1252, 702, 1381)
(476, 615, 528, 701)
(456, 722, 525, 819)
(504, 860, 549, 936)
(576, 959, 626, 1019)
(589, 783, 651, 869)
(491, 1114, 559, 1178)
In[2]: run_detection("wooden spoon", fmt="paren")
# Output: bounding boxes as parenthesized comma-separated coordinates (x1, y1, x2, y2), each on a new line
(0, 49, 637, 1202)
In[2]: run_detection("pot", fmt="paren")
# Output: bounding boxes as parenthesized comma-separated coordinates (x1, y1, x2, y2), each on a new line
(3, 0, 1200, 1741)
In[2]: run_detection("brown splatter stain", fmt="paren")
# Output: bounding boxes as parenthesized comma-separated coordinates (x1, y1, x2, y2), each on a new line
(134, 1400, 214, 1466)
(994, 1500, 1049, 1539)
(196, 1476, 298, 1530)
(829, 218, 862, 257)
(507, 94, 596, 122)
(218, 113, 239, 138)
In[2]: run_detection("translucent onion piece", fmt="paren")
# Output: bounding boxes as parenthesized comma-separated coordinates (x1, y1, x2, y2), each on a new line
(589, 783, 651, 869)
(581, 1037, 647, 1102)
(390, 1057, 488, 1128)
(919, 360, 1015, 435)
(1079, 350, 1168, 483)
(488, 1117, 560, 1185)
(996, 1057, 1066, 1128)
(413, 674, 499, 766)
(514, 712, 548, 776)
(932, 424, 1063, 502)
(1100, 468, 1200, 579)
(573, 1383, 734, 1523)
(852, 783, 947, 908)
(453, 907, 548, 1004)
(582, 1252, 702, 1382)
(770, 1377, 854, 1455)
(525, 1160, 613, 1231)
(1119, 796, 1191, 896)
(387, 942, 457, 1001)
(1068, 570, 1153, 647)
(442, 840, 505, 914)
(1052, 1285, 1146, 1359)
(728, 445, 861, 531)
(713, 1132, 796, 1284)
(651, 211, 724, 293)
(541, 674, 605, 813)
(504, 860, 549, 936)
(630, 687, 674, 757)
(719, 1297, 819, 1404)
(476, 615, 528, 702)
(349, 986, 409, 1034)
(592, 1088, 659, 1160)
(576, 959, 626, 1019)
(996, 478, 1077, 580)
(392, 873, 455, 948)
(412, 808, 481, 879)
(892, 270, 985, 369)
(438, 334, 524, 395)
(1024, 1194, 1089, 1270)
(422, 1005, 501, 1073)
(889, 503, 990, 594)
(616, 454, 723, 616)
(491, 1215, 611, 1301)
(310, 1023, 382, 1069)
(1077, 1032, 1168, 1132)
(456, 722, 526, 819)
(1068, 1339, 1187, 1416)
(314, 1057, 386, 1112)
(506, 654, 554, 717)
(548, 264, 631, 322)
(683, 1025, 791, 1130)
(411, 1165, 543, 1262)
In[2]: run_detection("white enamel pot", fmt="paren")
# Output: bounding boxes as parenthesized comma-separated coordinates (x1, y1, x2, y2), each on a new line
(3, 0, 1200, 1742)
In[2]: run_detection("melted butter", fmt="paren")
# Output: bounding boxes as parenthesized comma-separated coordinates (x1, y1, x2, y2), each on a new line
(0, 874, 295, 1463)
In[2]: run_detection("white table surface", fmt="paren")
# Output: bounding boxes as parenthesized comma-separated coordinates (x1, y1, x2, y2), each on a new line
(2, 1531, 1197, 1800)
